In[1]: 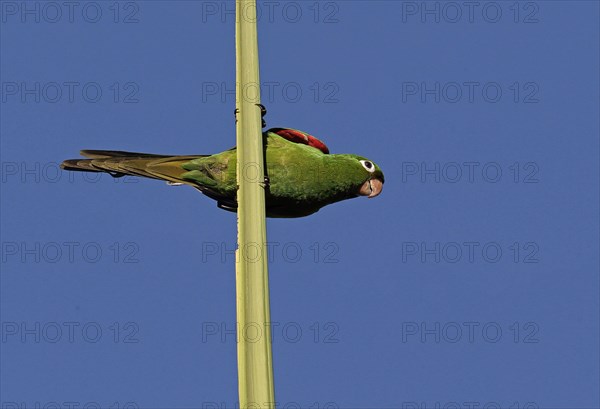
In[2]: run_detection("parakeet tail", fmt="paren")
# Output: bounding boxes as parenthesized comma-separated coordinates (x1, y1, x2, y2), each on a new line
(61, 150, 205, 185)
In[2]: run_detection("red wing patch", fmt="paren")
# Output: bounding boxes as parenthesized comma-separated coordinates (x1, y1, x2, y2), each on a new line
(270, 128, 330, 154)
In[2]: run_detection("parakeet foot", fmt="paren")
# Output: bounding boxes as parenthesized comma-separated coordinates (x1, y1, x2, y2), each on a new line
(256, 103, 267, 117)
(234, 105, 266, 127)
(259, 175, 271, 190)
(256, 103, 267, 128)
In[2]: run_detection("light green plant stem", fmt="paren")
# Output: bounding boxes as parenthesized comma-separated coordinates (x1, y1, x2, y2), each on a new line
(235, 0, 275, 406)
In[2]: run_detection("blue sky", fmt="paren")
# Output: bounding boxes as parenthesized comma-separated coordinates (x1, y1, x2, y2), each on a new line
(1, 1, 599, 407)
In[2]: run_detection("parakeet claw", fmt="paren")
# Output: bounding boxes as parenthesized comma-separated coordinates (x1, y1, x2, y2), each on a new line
(256, 103, 267, 117)
(256, 103, 267, 128)
(235, 105, 266, 127)
(260, 175, 270, 189)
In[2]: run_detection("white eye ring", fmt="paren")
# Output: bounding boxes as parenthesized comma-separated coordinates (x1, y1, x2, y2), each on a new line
(360, 160, 375, 173)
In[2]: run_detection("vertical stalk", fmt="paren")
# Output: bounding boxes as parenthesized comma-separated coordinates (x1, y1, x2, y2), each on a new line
(235, 0, 275, 406)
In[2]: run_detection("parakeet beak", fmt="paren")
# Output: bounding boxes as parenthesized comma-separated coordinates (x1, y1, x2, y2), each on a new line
(359, 178, 383, 198)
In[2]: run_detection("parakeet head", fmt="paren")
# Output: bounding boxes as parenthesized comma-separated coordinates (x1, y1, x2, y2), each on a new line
(338, 154, 385, 199)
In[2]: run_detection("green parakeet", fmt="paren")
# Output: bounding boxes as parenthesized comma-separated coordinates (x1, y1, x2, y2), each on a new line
(61, 128, 384, 218)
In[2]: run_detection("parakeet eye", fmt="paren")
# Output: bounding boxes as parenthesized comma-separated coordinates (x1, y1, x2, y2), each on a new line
(360, 160, 375, 172)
